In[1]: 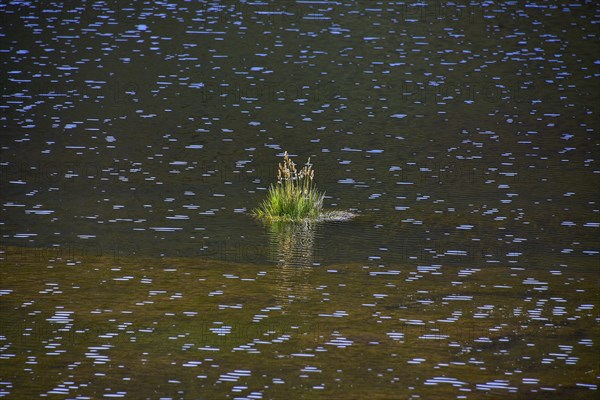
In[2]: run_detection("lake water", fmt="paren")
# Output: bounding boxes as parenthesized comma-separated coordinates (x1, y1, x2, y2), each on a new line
(1, 1, 599, 399)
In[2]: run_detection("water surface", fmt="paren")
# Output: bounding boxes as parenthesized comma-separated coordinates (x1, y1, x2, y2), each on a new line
(1, 1, 599, 398)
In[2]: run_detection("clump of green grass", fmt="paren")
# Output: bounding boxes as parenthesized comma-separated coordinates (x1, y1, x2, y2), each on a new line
(253, 151, 324, 222)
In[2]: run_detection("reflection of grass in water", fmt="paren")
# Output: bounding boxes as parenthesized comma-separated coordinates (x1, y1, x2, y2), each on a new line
(267, 221, 317, 308)
(267, 220, 315, 266)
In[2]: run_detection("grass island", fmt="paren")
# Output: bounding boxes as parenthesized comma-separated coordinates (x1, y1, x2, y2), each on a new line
(253, 152, 355, 223)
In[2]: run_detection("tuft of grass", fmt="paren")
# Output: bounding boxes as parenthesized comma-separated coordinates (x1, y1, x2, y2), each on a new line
(253, 151, 325, 222)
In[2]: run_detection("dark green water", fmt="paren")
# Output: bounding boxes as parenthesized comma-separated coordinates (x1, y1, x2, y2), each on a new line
(1, 1, 599, 398)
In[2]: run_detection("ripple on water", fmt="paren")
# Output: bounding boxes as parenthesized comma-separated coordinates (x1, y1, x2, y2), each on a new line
(1, 1, 598, 398)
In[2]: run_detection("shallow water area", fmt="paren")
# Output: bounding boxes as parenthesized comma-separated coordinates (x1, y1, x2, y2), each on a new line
(1, 246, 599, 399)
(1, 1, 599, 399)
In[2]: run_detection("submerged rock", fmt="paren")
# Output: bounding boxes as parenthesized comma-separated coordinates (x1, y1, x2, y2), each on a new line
(315, 210, 356, 222)
(256, 210, 356, 223)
